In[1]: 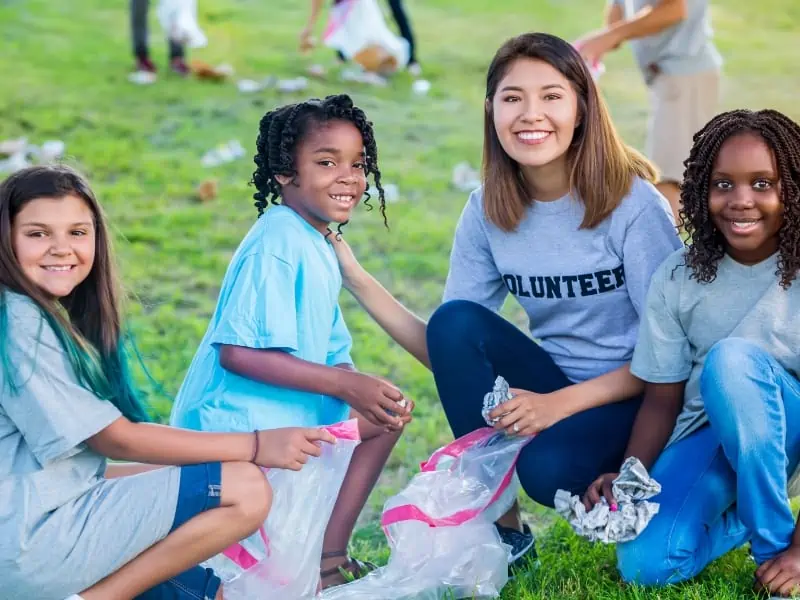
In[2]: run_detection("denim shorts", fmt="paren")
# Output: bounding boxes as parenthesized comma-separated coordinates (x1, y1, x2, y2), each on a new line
(135, 462, 223, 600)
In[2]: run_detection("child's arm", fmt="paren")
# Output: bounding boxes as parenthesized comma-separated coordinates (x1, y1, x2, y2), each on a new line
(88, 418, 335, 471)
(219, 345, 409, 429)
(328, 234, 430, 369)
(582, 380, 685, 508)
(299, 0, 325, 52)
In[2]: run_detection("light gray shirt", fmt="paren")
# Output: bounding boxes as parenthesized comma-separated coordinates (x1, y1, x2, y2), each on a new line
(0, 292, 180, 599)
(611, 0, 722, 79)
(443, 178, 682, 383)
(631, 251, 800, 492)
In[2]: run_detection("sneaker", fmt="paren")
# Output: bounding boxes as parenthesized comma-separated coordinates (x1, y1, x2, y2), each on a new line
(407, 62, 422, 76)
(170, 57, 190, 77)
(495, 523, 538, 574)
(134, 56, 157, 73)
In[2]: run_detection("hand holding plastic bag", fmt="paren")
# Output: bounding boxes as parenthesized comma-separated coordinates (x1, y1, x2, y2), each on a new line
(204, 420, 361, 599)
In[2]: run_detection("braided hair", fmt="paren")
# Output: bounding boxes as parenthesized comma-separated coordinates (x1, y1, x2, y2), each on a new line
(250, 94, 387, 231)
(680, 109, 800, 289)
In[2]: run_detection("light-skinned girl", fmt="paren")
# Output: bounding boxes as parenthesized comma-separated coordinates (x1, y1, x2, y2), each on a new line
(0, 165, 335, 600)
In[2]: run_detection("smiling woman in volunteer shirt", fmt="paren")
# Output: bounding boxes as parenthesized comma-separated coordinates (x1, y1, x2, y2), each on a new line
(324, 31, 683, 571)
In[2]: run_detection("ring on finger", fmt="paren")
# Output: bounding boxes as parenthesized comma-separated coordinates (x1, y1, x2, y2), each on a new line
(513, 423, 520, 433)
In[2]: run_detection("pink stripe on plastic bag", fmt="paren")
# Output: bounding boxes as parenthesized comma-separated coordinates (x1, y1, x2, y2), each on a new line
(381, 458, 519, 529)
(419, 428, 495, 471)
(220, 419, 359, 570)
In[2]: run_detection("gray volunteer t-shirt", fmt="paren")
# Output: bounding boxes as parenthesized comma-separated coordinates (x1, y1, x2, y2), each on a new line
(0, 292, 181, 599)
(444, 177, 682, 383)
(610, 0, 722, 78)
(632, 251, 800, 456)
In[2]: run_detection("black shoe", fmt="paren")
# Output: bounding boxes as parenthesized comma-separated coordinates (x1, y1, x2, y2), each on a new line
(495, 523, 538, 575)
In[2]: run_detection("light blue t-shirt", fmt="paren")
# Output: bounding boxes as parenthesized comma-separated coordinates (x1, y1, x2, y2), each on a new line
(611, 0, 722, 78)
(443, 178, 683, 384)
(170, 206, 353, 433)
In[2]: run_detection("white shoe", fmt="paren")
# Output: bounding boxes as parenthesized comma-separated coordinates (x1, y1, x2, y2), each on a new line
(64, 595, 85, 600)
(408, 62, 422, 76)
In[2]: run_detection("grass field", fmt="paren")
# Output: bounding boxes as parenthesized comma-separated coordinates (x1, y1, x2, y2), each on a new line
(2, 0, 800, 597)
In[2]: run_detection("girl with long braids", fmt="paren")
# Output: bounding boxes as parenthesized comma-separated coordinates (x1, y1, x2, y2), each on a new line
(583, 109, 800, 598)
(171, 94, 412, 589)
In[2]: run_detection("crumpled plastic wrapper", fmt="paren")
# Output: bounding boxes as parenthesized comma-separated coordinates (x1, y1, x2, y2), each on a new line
(554, 457, 661, 544)
(482, 376, 512, 426)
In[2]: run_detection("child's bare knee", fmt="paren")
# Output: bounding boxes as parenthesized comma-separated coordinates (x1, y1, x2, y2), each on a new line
(222, 462, 272, 526)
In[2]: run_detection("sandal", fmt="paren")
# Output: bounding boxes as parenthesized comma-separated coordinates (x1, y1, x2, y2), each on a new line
(320, 550, 377, 589)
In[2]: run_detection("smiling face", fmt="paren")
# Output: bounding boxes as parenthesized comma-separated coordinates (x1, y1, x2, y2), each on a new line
(11, 194, 96, 298)
(277, 119, 368, 234)
(490, 58, 580, 185)
(709, 132, 784, 265)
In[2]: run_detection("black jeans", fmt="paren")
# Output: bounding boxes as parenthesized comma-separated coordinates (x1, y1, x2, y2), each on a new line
(131, 0, 185, 60)
(426, 300, 642, 507)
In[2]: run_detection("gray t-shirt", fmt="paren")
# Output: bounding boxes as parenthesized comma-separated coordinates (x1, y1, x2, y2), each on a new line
(611, 0, 722, 79)
(443, 177, 682, 383)
(0, 292, 181, 599)
(631, 251, 800, 492)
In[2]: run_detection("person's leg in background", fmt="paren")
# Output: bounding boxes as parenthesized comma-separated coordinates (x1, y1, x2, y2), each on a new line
(646, 69, 720, 226)
(386, 0, 419, 73)
(427, 299, 641, 569)
(130, 0, 156, 73)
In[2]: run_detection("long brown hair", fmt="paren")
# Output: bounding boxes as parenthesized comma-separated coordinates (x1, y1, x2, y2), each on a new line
(482, 32, 657, 232)
(0, 165, 148, 421)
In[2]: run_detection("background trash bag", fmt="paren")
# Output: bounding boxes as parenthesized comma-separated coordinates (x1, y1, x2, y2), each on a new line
(204, 419, 361, 599)
(157, 0, 207, 49)
(321, 428, 534, 600)
(323, 0, 409, 73)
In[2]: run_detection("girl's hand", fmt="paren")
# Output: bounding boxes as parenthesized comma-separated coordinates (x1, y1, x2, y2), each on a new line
(338, 370, 410, 430)
(582, 472, 619, 511)
(326, 232, 367, 292)
(489, 388, 567, 437)
(254, 427, 336, 470)
(298, 27, 316, 53)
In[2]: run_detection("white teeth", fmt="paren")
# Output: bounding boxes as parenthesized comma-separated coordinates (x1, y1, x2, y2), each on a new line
(331, 195, 354, 202)
(517, 131, 550, 140)
(733, 221, 759, 228)
(43, 266, 73, 271)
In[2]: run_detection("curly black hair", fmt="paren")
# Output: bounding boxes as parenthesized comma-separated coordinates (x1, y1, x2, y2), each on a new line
(680, 109, 800, 288)
(250, 94, 386, 232)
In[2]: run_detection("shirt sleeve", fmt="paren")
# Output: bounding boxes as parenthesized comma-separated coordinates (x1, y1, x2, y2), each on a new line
(442, 190, 507, 310)
(630, 260, 692, 383)
(210, 252, 299, 353)
(326, 303, 354, 367)
(1, 299, 122, 465)
(622, 195, 684, 317)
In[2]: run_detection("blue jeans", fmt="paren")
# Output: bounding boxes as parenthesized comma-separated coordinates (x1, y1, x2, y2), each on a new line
(136, 463, 223, 600)
(426, 300, 643, 507)
(618, 338, 800, 585)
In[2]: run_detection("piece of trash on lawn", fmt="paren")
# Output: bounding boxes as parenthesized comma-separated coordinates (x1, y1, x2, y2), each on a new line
(38, 140, 66, 162)
(276, 77, 309, 93)
(411, 79, 431, 95)
(382, 183, 400, 203)
(307, 64, 327, 79)
(196, 179, 219, 202)
(340, 68, 387, 87)
(201, 140, 245, 167)
(0, 138, 28, 156)
(452, 162, 481, 192)
(192, 61, 235, 81)
(0, 153, 31, 174)
(128, 71, 157, 85)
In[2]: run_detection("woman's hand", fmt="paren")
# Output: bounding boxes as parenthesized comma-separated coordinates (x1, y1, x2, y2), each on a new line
(326, 232, 367, 292)
(298, 26, 316, 53)
(489, 388, 569, 437)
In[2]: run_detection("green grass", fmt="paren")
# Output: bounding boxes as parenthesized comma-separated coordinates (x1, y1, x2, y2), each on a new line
(2, 0, 799, 597)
